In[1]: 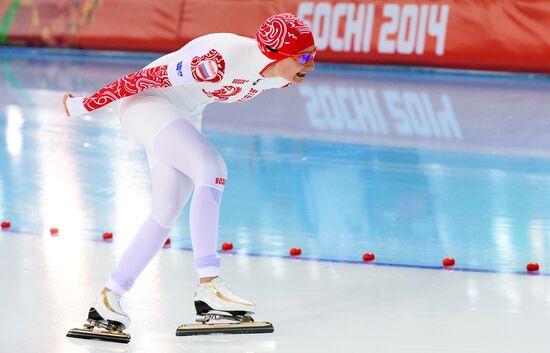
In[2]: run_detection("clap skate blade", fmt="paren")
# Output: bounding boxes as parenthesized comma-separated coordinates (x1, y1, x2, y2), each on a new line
(176, 310, 274, 336)
(67, 308, 131, 344)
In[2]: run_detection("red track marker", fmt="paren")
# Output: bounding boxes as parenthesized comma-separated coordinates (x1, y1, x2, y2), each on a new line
(289, 248, 302, 256)
(442, 257, 455, 267)
(221, 242, 233, 251)
(526, 262, 540, 272)
(362, 252, 375, 262)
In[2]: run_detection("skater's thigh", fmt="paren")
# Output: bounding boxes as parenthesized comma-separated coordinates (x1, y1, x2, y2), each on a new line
(152, 118, 227, 186)
(150, 162, 194, 228)
(118, 94, 183, 156)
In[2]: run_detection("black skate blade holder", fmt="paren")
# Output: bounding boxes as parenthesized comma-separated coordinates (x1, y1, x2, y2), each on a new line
(176, 316, 274, 336)
(67, 308, 131, 344)
(67, 327, 131, 344)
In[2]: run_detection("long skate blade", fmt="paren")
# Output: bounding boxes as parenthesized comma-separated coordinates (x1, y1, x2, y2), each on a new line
(67, 327, 131, 344)
(176, 321, 274, 336)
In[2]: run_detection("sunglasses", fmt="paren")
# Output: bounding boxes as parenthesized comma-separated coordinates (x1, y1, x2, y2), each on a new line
(267, 46, 318, 65)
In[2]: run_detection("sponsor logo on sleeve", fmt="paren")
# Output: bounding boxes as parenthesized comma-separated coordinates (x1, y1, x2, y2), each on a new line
(176, 61, 184, 77)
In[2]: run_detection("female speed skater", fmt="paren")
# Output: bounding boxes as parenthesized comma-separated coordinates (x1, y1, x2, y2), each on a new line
(64, 13, 317, 342)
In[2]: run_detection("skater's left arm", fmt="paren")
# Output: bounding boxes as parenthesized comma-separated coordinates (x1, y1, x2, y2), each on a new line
(63, 64, 177, 117)
(63, 35, 236, 118)
(64, 52, 209, 118)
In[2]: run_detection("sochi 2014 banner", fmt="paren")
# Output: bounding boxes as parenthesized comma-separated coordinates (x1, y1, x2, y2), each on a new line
(293, 1, 550, 73)
(1, 0, 549, 73)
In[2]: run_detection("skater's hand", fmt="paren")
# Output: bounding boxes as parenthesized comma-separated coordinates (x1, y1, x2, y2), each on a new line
(63, 93, 74, 117)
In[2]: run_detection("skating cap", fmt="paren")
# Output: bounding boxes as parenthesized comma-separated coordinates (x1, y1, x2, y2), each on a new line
(256, 13, 315, 61)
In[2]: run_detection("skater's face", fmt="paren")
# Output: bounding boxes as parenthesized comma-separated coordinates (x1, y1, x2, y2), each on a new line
(271, 45, 316, 84)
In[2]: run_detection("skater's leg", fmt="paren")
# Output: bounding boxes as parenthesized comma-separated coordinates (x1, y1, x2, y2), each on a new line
(150, 163, 194, 229)
(106, 163, 193, 295)
(152, 118, 227, 280)
(189, 185, 223, 279)
(106, 216, 169, 295)
(152, 119, 257, 320)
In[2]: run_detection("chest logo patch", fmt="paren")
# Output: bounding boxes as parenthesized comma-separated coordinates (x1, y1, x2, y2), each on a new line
(191, 49, 225, 83)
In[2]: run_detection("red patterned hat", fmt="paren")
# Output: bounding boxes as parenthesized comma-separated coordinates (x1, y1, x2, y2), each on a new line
(256, 13, 315, 61)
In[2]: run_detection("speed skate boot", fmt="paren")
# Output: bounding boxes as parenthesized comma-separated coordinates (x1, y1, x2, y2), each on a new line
(195, 276, 256, 317)
(67, 288, 131, 343)
(176, 277, 274, 336)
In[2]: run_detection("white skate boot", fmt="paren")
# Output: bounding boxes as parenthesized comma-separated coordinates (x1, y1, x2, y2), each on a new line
(194, 277, 255, 316)
(67, 288, 131, 343)
(176, 277, 274, 336)
(92, 288, 131, 329)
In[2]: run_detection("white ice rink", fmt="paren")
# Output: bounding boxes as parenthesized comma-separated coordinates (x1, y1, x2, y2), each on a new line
(3, 48, 550, 353)
(2, 232, 550, 353)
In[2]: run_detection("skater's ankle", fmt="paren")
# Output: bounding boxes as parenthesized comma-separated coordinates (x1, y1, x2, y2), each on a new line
(199, 276, 218, 284)
(102, 287, 122, 296)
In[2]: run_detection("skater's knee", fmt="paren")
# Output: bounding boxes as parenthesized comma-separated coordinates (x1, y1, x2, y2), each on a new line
(151, 200, 184, 228)
(151, 163, 193, 227)
(151, 186, 189, 227)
